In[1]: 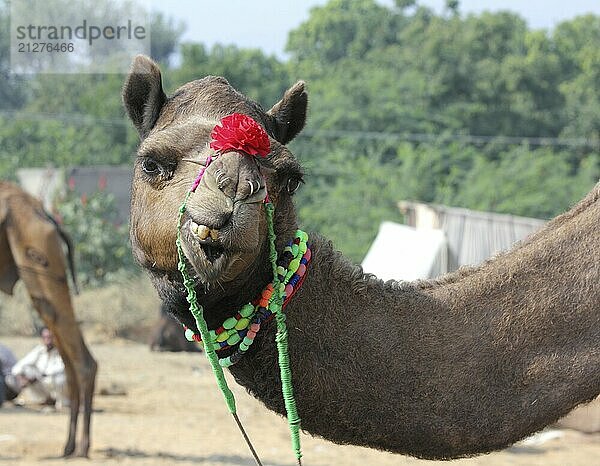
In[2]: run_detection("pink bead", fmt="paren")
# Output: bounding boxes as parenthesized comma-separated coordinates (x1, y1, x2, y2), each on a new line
(250, 323, 260, 332)
(284, 284, 293, 296)
(304, 249, 311, 261)
(247, 330, 256, 339)
(297, 264, 306, 277)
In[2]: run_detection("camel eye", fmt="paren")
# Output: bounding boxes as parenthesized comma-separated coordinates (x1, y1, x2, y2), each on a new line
(141, 157, 161, 176)
(286, 177, 303, 195)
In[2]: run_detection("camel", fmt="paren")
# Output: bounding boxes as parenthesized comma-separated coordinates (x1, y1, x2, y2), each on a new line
(122, 55, 600, 460)
(0, 181, 97, 457)
(150, 303, 202, 352)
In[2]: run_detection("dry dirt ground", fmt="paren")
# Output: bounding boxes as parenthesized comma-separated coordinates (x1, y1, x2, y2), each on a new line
(1, 335, 599, 466)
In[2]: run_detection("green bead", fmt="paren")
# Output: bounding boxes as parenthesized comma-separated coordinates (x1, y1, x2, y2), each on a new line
(208, 330, 217, 341)
(299, 242, 307, 253)
(184, 328, 195, 342)
(216, 332, 229, 342)
(227, 333, 241, 346)
(291, 244, 299, 256)
(289, 258, 301, 273)
(235, 318, 250, 330)
(240, 303, 254, 317)
(296, 230, 308, 242)
(239, 342, 249, 351)
(284, 246, 293, 253)
(243, 336, 254, 346)
(223, 317, 237, 330)
(277, 266, 286, 276)
(219, 357, 232, 367)
(212, 343, 221, 351)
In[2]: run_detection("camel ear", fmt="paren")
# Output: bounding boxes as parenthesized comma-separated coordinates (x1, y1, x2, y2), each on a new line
(123, 55, 167, 139)
(267, 81, 308, 145)
(0, 213, 18, 295)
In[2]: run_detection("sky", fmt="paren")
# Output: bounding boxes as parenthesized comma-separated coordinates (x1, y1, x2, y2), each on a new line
(150, 0, 600, 58)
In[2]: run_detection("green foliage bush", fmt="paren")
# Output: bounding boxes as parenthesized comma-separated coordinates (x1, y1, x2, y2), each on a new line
(56, 188, 137, 288)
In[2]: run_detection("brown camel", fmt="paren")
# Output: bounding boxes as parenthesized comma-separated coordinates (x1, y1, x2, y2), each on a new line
(123, 55, 600, 460)
(0, 181, 97, 457)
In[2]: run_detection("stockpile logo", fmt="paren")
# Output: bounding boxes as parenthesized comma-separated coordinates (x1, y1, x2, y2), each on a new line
(10, 0, 151, 73)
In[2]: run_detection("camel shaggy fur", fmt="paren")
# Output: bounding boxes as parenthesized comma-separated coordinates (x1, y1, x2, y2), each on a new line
(123, 55, 600, 460)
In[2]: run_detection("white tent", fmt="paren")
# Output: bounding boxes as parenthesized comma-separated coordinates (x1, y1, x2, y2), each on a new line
(399, 201, 546, 271)
(361, 221, 447, 281)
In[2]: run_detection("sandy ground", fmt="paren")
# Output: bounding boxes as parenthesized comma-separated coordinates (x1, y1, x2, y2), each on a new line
(1, 335, 599, 466)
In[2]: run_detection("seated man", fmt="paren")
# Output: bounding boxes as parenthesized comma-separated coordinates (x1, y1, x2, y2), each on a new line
(11, 327, 68, 409)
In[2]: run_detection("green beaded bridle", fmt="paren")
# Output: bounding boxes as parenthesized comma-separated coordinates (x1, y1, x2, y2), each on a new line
(175, 115, 304, 465)
(182, 229, 310, 367)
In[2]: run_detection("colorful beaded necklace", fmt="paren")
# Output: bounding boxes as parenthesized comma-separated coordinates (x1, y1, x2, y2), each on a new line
(182, 230, 311, 367)
(176, 113, 305, 465)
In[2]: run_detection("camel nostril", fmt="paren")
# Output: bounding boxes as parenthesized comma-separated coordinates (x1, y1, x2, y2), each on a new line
(238, 178, 263, 201)
(215, 169, 231, 190)
(248, 180, 258, 196)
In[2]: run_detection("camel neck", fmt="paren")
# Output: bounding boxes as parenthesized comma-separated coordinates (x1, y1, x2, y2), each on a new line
(229, 184, 600, 459)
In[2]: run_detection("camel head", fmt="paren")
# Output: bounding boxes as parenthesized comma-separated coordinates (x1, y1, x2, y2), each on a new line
(123, 55, 308, 294)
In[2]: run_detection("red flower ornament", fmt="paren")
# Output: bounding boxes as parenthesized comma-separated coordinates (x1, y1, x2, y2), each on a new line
(209, 113, 270, 157)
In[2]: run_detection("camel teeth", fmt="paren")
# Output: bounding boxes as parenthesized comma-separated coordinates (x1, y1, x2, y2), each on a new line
(209, 229, 219, 240)
(197, 225, 210, 240)
(191, 222, 199, 234)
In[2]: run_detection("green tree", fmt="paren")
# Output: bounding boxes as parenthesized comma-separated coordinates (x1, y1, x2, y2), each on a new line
(451, 147, 599, 218)
(287, 2, 573, 139)
(0, 1, 28, 109)
(0, 117, 125, 180)
(0, 4, 185, 178)
(446, 1, 459, 15)
(149, 11, 186, 65)
(296, 152, 406, 261)
(287, 0, 398, 65)
(171, 43, 290, 107)
(554, 16, 600, 141)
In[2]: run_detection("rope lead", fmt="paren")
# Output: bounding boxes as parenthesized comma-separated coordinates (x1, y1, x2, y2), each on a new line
(265, 202, 303, 462)
(178, 191, 264, 465)
(177, 192, 303, 465)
